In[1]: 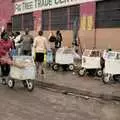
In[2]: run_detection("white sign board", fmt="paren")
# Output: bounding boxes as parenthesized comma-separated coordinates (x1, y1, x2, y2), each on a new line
(14, 0, 100, 15)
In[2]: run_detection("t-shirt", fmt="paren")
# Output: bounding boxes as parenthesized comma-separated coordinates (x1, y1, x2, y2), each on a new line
(0, 39, 13, 57)
(20, 34, 33, 51)
(33, 36, 48, 53)
(14, 35, 21, 47)
(0, 39, 13, 64)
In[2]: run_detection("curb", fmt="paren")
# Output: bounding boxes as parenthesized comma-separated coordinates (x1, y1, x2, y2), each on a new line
(35, 81, 120, 101)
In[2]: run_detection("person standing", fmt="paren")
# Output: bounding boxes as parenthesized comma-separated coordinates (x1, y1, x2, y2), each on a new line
(14, 32, 22, 55)
(33, 31, 49, 80)
(48, 32, 56, 62)
(0, 31, 13, 83)
(20, 29, 33, 55)
(55, 30, 63, 49)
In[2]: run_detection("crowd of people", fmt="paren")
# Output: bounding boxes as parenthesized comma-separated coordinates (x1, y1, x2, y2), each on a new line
(0, 29, 63, 81)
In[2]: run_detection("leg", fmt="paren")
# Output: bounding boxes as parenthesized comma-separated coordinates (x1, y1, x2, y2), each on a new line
(1, 64, 10, 84)
(39, 62, 46, 80)
(5, 64, 10, 76)
(1, 64, 10, 77)
(35, 62, 39, 80)
(40, 62, 45, 74)
(22, 50, 28, 56)
(1, 64, 5, 77)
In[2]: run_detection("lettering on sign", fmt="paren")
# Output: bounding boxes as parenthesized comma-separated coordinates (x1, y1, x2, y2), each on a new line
(14, 0, 98, 14)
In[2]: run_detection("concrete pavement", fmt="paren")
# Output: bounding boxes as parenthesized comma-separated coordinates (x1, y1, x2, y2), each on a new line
(36, 69, 120, 101)
(0, 85, 120, 120)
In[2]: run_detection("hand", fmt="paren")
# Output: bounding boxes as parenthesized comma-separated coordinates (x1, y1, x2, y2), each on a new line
(47, 48, 52, 52)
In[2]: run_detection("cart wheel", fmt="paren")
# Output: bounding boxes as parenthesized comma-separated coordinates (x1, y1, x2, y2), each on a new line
(96, 69, 103, 77)
(27, 80, 34, 92)
(22, 80, 27, 88)
(68, 64, 74, 71)
(7, 79, 15, 88)
(52, 64, 59, 71)
(2, 78, 6, 85)
(103, 74, 112, 84)
(78, 68, 86, 76)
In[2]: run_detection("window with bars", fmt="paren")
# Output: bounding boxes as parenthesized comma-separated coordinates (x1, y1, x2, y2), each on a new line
(96, 0, 120, 28)
(69, 5, 80, 29)
(42, 5, 80, 30)
(23, 13, 34, 30)
(42, 10, 49, 30)
(12, 15, 22, 31)
(51, 7, 68, 30)
(12, 13, 34, 31)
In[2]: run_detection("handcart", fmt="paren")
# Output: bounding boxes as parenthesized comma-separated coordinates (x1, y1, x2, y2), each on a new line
(103, 51, 120, 83)
(78, 49, 103, 77)
(7, 56, 35, 91)
(52, 47, 80, 71)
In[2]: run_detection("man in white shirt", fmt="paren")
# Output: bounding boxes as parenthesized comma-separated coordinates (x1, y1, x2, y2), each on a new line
(33, 30, 49, 80)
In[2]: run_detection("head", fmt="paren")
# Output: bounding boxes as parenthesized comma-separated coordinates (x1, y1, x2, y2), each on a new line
(25, 28, 29, 35)
(38, 30, 43, 36)
(107, 48, 112, 52)
(50, 32, 54, 36)
(11, 32, 15, 36)
(1, 32, 9, 40)
(56, 30, 60, 35)
(16, 32, 20, 36)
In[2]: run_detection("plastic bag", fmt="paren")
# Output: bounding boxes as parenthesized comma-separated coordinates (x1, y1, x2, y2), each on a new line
(47, 51, 53, 63)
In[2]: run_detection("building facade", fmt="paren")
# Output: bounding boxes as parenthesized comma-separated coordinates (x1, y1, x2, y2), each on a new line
(0, 0, 14, 32)
(12, 0, 120, 50)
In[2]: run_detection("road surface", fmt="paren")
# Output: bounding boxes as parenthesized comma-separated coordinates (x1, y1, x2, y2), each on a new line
(0, 83, 120, 120)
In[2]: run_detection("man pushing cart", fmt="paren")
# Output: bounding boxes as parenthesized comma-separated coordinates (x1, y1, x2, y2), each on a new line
(0, 31, 35, 91)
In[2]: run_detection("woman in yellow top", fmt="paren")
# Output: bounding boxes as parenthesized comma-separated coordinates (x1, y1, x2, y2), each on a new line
(33, 31, 49, 80)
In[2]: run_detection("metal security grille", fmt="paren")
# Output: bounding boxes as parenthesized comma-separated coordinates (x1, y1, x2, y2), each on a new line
(12, 13, 34, 31)
(12, 15, 22, 31)
(69, 5, 80, 29)
(96, 0, 120, 28)
(42, 10, 49, 30)
(51, 7, 68, 30)
(23, 13, 34, 30)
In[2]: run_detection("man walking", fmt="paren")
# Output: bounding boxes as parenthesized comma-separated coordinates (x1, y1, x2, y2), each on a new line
(33, 30, 49, 80)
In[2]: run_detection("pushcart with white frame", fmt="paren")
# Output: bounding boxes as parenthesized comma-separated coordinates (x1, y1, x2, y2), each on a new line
(7, 56, 35, 91)
(103, 51, 120, 83)
(78, 49, 103, 77)
(52, 47, 77, 71)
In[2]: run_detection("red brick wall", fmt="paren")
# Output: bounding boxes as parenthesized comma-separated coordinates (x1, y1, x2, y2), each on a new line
(0, 0, 14, 29)
(33, 11, 42, 32)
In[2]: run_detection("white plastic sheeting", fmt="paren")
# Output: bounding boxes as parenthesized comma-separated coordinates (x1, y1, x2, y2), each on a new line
(10, 56, 36, 80)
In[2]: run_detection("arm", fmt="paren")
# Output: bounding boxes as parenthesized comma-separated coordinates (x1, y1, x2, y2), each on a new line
(60, 34, 63, 41)
(44, 38, 50, 51)
(30, 35, 34, 44)
(33, 38, 37, 48)
(11, 40, 14, 49)
(18, 35, 23, 43)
